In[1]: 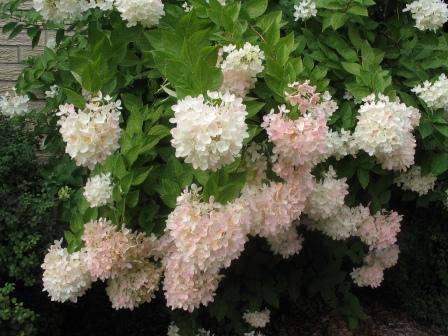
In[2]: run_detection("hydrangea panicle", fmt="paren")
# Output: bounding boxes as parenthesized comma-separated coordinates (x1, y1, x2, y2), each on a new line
(403, 0, 448, 31)
(83, 173, 113, 207)
(170, 91, 248, 171)
(243, 309, 271, 328)
(42, 240, 92, 303)
(0, 89, 30, 117)
(57, 93, 121, 169)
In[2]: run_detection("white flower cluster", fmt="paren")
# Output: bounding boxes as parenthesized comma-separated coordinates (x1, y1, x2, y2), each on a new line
(219, 43, 265, 97)
(313, 204, 370, 241)
(352, 94, 421, 171)
(243, 309, 271, 329)
(326, 129, 354, 160)
(33, 0, 90, 23)
(293, 0, 317, 21)
(403, 0, 448, 31)
(42, 240, 92, 303)
(57, 93, 121, 169)
(170, 91, 248, 171)
(394, 166, 436, 196)
(33, 0, 164, 27)
(412, 73, 448, 110)
(304, 167, 349, 222)
(114, 0, 164, 28)
(83, 173, 113, 207)
(0, 89, 29, 117)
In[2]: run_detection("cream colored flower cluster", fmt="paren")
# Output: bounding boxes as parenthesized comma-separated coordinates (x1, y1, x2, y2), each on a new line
(106, 260, 162, 310)
(219, 43, 265, 97)
(33, 0, 164, 27)
(351, 244, 399, 288)
(42, 240, 92, 303)
(83, 173, 113, 207)
(304, 166, 349, 222)
(412, 73, 448, 110)
(394, 166, 436, 196)
(163, 185, 251, 311)
(82, 218, 156, 281)
(403, 0, 448, 31)
(114, 0, 164, 28)
(293, 0, 317, 21)
(0, 89, 30, 117)
(243, 309, 271, 329)
(352, 94, 421, 171)
(170, 91, 248, 171)
(43, 219, 161, 310)
(57, 93, 121, 169)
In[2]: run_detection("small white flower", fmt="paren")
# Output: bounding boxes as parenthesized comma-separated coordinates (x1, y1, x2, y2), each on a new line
(293, 0, 317, 21)
(0, 89, 30, 117)
(83, 173, 113, 207)
(45, 85, 59, 98)
(182, 1, 192, 12)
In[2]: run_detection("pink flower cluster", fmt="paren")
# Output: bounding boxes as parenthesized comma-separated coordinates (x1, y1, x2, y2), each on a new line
(81, 218, 161, 309)
(163, 185, 251, 311)
(82, 218, 155, 281)
(262, 105, 328, 174)
(351, 212, 402, 288)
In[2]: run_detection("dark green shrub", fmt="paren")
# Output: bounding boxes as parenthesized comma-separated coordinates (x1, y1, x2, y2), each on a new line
(0, 283, 38, 336)
(389, 207, 448, 333)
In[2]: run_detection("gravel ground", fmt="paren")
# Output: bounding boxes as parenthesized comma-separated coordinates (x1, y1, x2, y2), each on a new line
(268, 302, 443, 336)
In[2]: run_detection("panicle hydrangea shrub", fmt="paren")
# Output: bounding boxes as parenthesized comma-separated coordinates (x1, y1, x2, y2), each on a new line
(2, 0, 448, 333)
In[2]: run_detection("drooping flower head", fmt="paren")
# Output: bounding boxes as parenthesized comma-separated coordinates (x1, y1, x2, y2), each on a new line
(82, 218, 155, 281)
(106, 260, 162, 310)
(42, 240, 92, 303)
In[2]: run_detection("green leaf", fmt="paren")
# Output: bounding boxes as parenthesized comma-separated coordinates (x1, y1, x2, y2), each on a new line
(120, 173, 134, 194)
(126, 190, 140, 208)
(347, 5, 368, 16)
(435, 124, 448, 138)
(243, 0, 267, 18)
(431, 154, 448, 176)
(341, 62, 361, 76)
(357, 169, 370, 189)
(63, 88, 86, 108)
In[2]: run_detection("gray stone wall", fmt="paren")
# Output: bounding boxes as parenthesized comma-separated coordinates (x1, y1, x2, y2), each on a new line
(0, 4, 53, 93)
